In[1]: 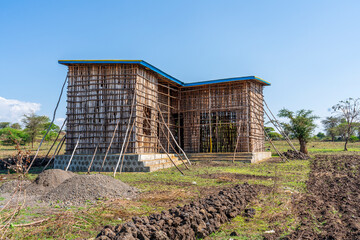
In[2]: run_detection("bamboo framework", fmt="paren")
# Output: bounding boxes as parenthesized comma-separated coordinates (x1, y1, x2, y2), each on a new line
(180, 81, 265, 153)
(65, 63, 266, 155)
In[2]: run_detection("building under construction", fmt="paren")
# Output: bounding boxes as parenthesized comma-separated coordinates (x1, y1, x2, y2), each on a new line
(54, 60, 271, 172)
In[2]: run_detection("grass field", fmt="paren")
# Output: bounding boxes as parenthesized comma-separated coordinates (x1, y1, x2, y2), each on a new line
(1, 139, 359, 159)
(0, 140, 359, 239)
(0, 141, 65, 159)
(265, 140, 360, 155)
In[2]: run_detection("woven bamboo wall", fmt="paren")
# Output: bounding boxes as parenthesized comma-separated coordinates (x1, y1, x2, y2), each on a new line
(134, 66, 179, 153)
(65, 64, 178, 154)
(179, 81, 265, 153)
(66, 64, 137, 154)
(65, 63, 265, 155)
(249, 82, 265, 152)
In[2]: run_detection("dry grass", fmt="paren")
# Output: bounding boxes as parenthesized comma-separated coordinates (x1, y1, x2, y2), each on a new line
(0, 141, 65, 159)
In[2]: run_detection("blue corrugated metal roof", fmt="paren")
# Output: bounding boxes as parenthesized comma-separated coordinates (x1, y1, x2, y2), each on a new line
(58, 60, 271, 86)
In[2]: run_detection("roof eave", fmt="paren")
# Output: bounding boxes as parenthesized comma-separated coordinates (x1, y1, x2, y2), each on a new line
(58, 60, 271, 86)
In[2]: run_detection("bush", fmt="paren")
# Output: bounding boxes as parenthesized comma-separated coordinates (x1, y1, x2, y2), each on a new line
(349, 135, 359, 143)
(40, 130, 59, 141)
(0, 128, 30, 145)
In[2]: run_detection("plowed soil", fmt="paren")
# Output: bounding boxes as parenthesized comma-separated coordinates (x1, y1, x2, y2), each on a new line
(287, 155, 360, 239)
(198, 172, 276, 182)
(96, 183, 257, 240)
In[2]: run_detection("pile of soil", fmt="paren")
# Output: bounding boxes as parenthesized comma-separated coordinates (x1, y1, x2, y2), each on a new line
(282, 150, 310, 160)
(287, 155, 360, 239)
(41, 174, 138, 206)
(27, 169, 75, 195)
(96, 183, 257, 240)
(0, 169, 138, 206)
(0, 169, 75, 196)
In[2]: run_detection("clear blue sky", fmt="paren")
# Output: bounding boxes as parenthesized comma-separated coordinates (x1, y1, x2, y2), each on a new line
(1, 0, 360, 132)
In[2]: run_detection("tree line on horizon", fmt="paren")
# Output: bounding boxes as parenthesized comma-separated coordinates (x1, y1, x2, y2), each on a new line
(1, 98, 359, 154)
(267, 98, 360, 153)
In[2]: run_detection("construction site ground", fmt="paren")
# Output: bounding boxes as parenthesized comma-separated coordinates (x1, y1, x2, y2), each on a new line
(1, 141, 360, 239)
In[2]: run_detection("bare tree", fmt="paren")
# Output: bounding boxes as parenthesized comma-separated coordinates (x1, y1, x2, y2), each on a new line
(332, 98, 360, 151)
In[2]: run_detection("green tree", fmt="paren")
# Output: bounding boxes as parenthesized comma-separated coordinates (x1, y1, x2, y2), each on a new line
(316, 132, 326, 139)
(0, 122, 10, 129)
(332, 98, 360, 151)
(10, 123, 21, 129)
(41, 122, 60, 141)
(349, 135, 359, 143)
(278, 109, 319, 154)
(321, 116, 340, 141)
(0, 128, 30, 145)
(22, 113, 50, 148)
(264, 126, 283, 140)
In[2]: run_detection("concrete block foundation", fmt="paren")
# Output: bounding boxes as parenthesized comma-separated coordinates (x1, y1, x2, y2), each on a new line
(54, 153, 182, 172)
(54, 152, 272, 173)
(187, 152, 272, 163)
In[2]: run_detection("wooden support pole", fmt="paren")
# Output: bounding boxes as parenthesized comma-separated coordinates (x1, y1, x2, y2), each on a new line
(251, 103, 288, 162)
(144, 117, 184, 175)
(249, 85, 298, 153)
(232, 120, 242, 163)
(119, 119, 136, 173)
(43, 135, 66, 171)
(26, 75, 68, 174)
(87, 143, 99, 174)
(40, 118, 67, 164)
(113, 92, 136, 177)
(156, 103, 192, 166)
(158, 117, 190, 170)
(100, 121, 119, 172)
(65, 135, 81, 171)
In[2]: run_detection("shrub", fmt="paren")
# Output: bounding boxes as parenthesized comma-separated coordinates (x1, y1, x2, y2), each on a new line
(0, 128, 30, 145)
(349, 135, 359, 143)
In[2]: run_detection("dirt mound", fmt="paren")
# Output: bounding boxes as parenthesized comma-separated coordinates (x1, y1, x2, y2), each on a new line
(26, 169, 75, 195)
(287, 155, 360, 239)
(96, 183, 257, 240)
(1, 170, 138, 206)
(41, 174, 138, 206)
(282, 150, 310, 160)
